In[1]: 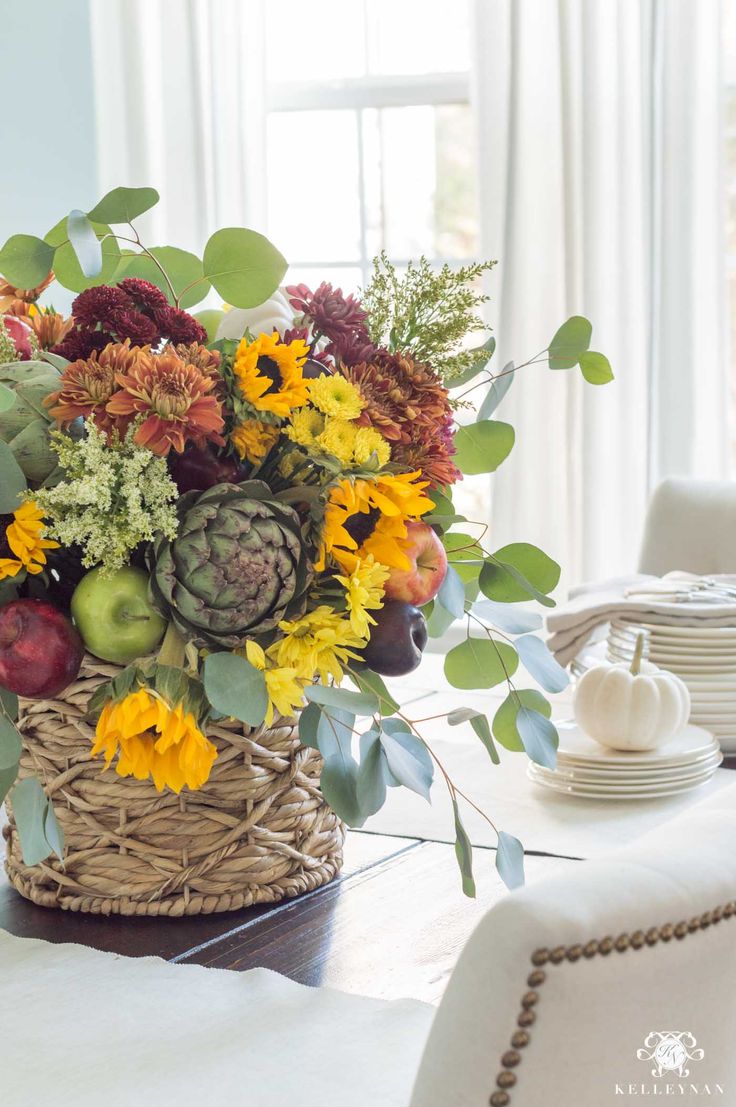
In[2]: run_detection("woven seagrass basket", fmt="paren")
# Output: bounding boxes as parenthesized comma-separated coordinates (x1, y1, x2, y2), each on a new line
(3, 655, 345, 916)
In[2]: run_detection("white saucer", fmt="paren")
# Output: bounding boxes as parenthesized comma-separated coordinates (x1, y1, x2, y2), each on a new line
(555, 721, 718, 767)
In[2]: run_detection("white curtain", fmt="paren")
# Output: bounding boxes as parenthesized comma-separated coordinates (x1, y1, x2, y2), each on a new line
(89, 0, 266, 255)
(472, 0, 727, 590)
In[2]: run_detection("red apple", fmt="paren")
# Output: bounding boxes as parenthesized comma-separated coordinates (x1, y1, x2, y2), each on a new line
(1, 315, 33, 361)
(384, 521, 448, 605)
(0, 599, 84, 699)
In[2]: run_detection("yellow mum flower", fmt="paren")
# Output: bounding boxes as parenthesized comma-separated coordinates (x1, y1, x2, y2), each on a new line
(285, 408, 324, 449)
(317, 418, 358, 465)
(91, 688, 217, 794)
(316, 471, 433, 573)
(0, 501, 59, 581)
(231, 418, 280, 463)
(353, 426, 391, 468)
(234, 331, 310, 417)
(335, 555, 390, 637)
(244, 640, 305, 725)
(308, 373, 365, 419)
(268, 606, 365, 683)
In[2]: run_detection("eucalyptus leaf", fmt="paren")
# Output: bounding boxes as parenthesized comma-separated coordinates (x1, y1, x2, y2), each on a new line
(0, 761, 18, 806)
(454, 420, 515, 475)
(517, 707, 559, 768)
(493, 689, 552, 752)
(315, 707, 355, 760)
(356, 729, 387, 817)
(477, 362, 514, 419)
(447, 708, 499, 765)
(0, 715, 22, 770)
(425, 600, 456, 638)
(203, 228, 287, 308)
(436, 564, 466, 619)
(579, 351, 614, 385)
(0, 685, 19, 722)
(496, 830, 525, 890)
(67, 210, 103, 278)
(39, 351, 70, 372)
(114, 246, 210, 309)
(0, 234, 54, 288)
(379, 723, 433, 801)
(444, 637, 518, 690)
(298, 701, 321, 749)
(514, 634, 570, 693)
(12, 777, 53, 866)
(87, 186, 160, 225)
(452, 797, 476, 898)
(448, 336, 496, 388)
(548, 315, 592, 370)
(305, 684, 379, 716)
(45, 218, 121, 293)
(202, 652, 268, 726)
(43, 800, 64, 861)
(349, 668, 399, 715)
(0, 438, 27, 512)
(472, 599, 543, 635)
(479, 543, 560, 605)
(320, 754, 364, 826)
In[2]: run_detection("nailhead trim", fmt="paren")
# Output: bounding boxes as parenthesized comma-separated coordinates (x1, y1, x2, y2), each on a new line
(489, 899, 736, 1106)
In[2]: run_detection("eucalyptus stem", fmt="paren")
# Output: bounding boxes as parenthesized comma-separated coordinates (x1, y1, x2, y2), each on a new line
(157, 622, 186, 668)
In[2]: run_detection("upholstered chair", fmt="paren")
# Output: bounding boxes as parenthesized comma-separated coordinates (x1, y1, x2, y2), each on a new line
(638, 478, 736, 576)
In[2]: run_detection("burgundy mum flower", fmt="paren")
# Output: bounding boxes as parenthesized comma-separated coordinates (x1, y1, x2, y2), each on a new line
(156, 306, 208, 346)
(53, 328, 115, 361)
(286, 281, 373, 364)
(71, 286, 128, 330)
(117, 277, 170, 315)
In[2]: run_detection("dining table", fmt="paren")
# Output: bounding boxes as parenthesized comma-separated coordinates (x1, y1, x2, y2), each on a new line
(0, 652, 731, 1006)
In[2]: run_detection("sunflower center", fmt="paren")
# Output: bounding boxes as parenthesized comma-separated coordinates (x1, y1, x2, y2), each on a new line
(0, 516, 13, 560)
(344, 507, 381, 548)
(257, 355, 283, 393)
(152, 378, 191, 417)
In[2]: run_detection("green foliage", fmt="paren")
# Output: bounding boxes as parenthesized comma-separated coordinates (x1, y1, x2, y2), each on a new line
(454, 420, 515, 475)
(11, 777, 64, 866)
(203, 228, 287, 308)
(444, 637, 519, 690)
(579, 351, 614, 385)
(114, 246, 210, 309)
(477, 362, 514, 419)
(45, 217, 121, 292)
(87, 186, 160, 224)
(362, 252, 496, 381)
(304, 684, 379, 716)
(448, 336, 496, 388)
(479, 543, 560, 605)
(0, 234, 54, 288)
(32, 422, 179, 574)
(548, 315, 592, 370)
(436, 563, 466, 619)
(202, 652, 268, 727)
(447, 708, 499, 765)
(496, 830, 525, 890)
(514, 634, 569, 693)
(493, 689, 552, 752)
(472, 599, 542, 635)
(517, 707, 559, 768)
(452, 797, 476, 897)
(0, 437, 27, 512)
(67, 210, 103, 278)
(347, 668, 399, 716)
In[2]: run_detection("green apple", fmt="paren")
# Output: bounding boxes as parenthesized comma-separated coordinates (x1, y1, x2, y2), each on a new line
(193, 308, 225, 344)
(71, 567, 167, 664)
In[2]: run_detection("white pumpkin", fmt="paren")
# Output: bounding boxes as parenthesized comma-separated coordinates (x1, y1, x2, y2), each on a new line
(214, 289, 295, 342)
(573, 635, 691, 751)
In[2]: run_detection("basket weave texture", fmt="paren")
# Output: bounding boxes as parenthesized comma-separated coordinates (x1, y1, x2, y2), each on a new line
(3, 655, 345, 916)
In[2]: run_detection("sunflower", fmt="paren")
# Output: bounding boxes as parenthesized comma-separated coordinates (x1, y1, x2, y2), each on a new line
(268, 606, 365, 683)
(233, 331, 310, 417)
(0, 501, 59, 581)
(91, 688, 217, 794)
(335, 555, 390, 637)
(316, 471, 433, 572)
(244, 641, 306, 725)
(308, 373, 365, 420)
(231, 419, 280, 463)
(106, 347, 225, 456)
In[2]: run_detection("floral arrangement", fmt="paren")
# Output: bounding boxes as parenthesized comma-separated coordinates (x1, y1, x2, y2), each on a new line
(0, 187, 612, 893)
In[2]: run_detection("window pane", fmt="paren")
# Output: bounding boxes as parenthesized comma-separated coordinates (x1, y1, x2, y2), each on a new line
(364, 104, 478, 259)
(265, 1, 366, 82)
(285, 266, 363, 297)
(366, 0, 470, 75)
(267, 111, 362, 263)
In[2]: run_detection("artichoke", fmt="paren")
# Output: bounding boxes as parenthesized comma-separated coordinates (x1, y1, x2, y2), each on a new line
(0, 360, 62, 485)
(149, 480, 310, 648)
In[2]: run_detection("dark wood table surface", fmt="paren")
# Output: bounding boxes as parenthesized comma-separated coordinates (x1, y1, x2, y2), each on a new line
(0, 831, 571, 1003)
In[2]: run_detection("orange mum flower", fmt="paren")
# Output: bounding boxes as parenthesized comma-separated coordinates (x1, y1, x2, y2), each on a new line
(45, 341, 147, 432)
(106, 348, 225, 456)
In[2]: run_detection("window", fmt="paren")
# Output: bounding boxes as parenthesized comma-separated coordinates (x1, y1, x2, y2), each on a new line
(264, 0, 477, 293)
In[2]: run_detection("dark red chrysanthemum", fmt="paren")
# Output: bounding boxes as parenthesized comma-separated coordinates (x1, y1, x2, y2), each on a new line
(286, 282, 373, 365)
(110, 309, 159, 347)
(53, 328, 115, 361)
(71, 286, 129, 330)
(156, 306, 208, 346)
(117, 277, 170, 315)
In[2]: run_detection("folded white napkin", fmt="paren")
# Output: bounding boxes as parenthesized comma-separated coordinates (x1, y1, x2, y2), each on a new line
(547, 574, 736, 667)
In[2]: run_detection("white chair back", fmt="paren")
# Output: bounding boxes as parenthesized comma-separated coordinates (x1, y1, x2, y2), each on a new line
(638, 478, 736, 576)
(410, 785, 736, 1107)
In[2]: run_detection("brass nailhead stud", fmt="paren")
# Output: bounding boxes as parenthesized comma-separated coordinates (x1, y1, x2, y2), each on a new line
(701, 911, 713, 928)
(497, 1072, 517, 1090)
(511, 1031, 530, 1049)
(646, 927, 659, 945)
(490, 1092, 510, 1107)
(521, 990, 539, 1008)
(674, 921, 688, 939)
(566, 944, 583, 962)
(501, 1051, 521, 1068)
(517, 1009, 536, 1028)
(527, 969, 546, 988)
(599, 936, 614, 955)
(531, 948, 549, 966)
(615, 933, 630, 952)
(713, 906, 723, 924)
(549, 945, 566, 964)
(689, 917, 700, 932)
(660, 923, 674, 942)
(724, 902, 735, 918)
(630, 930, 645, 949)
(583, 939, 599, 958)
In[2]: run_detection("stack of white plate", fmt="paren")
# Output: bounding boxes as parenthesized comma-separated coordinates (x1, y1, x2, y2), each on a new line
(607, 619, 736, 754)
(527, 722, 722, 800)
